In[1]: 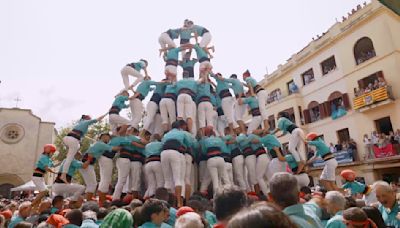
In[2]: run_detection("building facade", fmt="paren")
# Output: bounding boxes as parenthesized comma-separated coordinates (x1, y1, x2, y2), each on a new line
(260, 0, 400, 186)
(0, 108, 56, 197)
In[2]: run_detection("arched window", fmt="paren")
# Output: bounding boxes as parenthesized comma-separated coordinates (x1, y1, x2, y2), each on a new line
(354, 37, 376, 65)
(327, 91, 351, 119)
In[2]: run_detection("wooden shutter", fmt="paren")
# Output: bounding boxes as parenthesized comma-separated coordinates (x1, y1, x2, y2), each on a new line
(377, 71, 384, 79)
(324, 101, 332, 116)
(319, 103, 326, 119)
(342, 93, 351, 110)
(303, 109, 311, 124)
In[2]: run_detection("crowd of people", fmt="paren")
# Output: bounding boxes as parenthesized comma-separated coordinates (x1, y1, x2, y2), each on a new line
(2, 20, 400, 228)
(2, 172, 400, 227)
(354, 76, 387, 98)
(363, 130, 400, 159)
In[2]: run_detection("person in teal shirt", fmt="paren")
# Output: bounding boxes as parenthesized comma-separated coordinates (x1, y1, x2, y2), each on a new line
(200, 128, 230, 194)
(176, 77, 198, 134)
(325, 191, 346, 228)
(259, 133, 288, 180)
(194, 44, 212, 80)
(196, 80, 215, 134)
(179, 51, 198, 78)
(109, 90, 130, 135)
(122, 59, 149, 90)
(61, 114, 106, 183)
(222, 74, 246, 133)
(374, 181, 400, 227)
(159, 28, 180, 51)
(139, 199, 170, 228)
(143, 138, 164, 198)
(238, 95, 263, 134)
(272, 111, 306, 175)
(284, 153, 310, 188)
(247, 133, 269, 195)
(80, 133, 119, 201)
(161, 45, 192, 81)
(306, 133, 338, 191)
(223, 134, 247, 191)
(8, 202, 32, 228)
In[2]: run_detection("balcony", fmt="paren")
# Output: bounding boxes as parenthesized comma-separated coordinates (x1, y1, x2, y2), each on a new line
(353, 86, 394, 111)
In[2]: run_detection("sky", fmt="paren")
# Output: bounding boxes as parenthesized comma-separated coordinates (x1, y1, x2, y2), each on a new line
(0, 0, 368, 128)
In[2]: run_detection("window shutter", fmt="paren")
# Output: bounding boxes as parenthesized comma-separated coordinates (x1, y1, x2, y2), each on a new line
(303, 109, 311, 124)
(324, 101, 332, 116)
(342, 93, 351, 110)
(319, 103, 326, 119)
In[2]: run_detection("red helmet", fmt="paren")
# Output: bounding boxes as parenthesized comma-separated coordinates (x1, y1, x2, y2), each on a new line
(242, 70, 251, 78)
(340, 169, 356, 181)
(176, 206, 195, 217)
(306, 132, 318, 141)
(44, 144, 57, 153)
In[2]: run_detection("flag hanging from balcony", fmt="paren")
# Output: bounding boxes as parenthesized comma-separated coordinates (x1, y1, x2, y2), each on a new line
(379, 0, 400, 16)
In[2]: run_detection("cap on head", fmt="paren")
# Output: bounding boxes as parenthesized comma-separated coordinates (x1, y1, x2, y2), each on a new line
(176, 206, 195, 217)
(44, 144, 57, 153)
(340, 169, 356, 181)
(306, 132, 318, 141)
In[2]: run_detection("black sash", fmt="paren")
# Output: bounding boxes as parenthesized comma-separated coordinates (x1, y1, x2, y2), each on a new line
(287, 124, 298, 134)
(150, 93, 162, 105)
(103, 150, 116, 159)
(67, 129, 83, 140)
(166, 59, 178, 67)
(217, 107, 224, 116)
(219, 89, 232, 99)
(254, 85, 264, 93)
(206, 147, 222, 159)
(255, 147, 266, 157)
(231, 148, 242, 158)
(199, 57, 210, 63)
(120, 149, 145, 163)
(162, 139, 186, 154)
(222, 153, 232, 163)
(145, 155, 161, 164)
(180, 38, 190, 44)
(163, 93, 177, 101)
(251, 108, 261, 116)
(109, 106, 121, 115)
(198, 96, 211, 104)
(55, 174, 72, 184)
(242, 147, 254, 157)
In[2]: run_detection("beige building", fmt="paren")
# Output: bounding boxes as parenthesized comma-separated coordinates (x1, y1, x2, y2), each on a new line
(0, 108, 56, 197)
(260, 0, 400, 186)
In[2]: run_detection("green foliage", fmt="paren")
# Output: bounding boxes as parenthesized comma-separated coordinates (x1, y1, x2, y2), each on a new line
(53, 120, 112, 184)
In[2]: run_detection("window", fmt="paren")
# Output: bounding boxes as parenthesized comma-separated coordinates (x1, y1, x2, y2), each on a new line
(337, 128, 350, 144)
(298, 106, 304, 125)
(357, 71, 385, 93)
(301, 68, 315, 86)
(327, 91, 351, 119)
(267, 89, 282, 104)
(375, 116, 393, 135)
(321, 56, 337, 75)
(268, 115, 275, 131)
(280, 107, 296, 123)
(303, 101, 327, 124)
(1, 124, 25, 144)
(354, 37, 376, 65)
(287, 80, 299, 95)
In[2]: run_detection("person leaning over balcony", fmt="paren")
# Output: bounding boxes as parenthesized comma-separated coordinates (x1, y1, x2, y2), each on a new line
(271, 111, 306, 175)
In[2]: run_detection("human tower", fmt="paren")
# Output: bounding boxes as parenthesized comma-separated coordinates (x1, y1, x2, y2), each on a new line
(31, 19, 340, 208)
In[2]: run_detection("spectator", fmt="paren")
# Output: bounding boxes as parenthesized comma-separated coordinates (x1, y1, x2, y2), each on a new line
(373, 181, 400, 227)
(13, 221, 33, 228)
(335, 141, 343, 152)
(8, 202, 32, 228)
(361, 206, 386, 228)
(363, 134, 374, 160)
(65, 209, 83, 227)
(95, 208, 108, 226)
(139, 199, 169, 228)
(50, 196, 64, 215)
(81, 210, 99, 228)
(394, 129, 400, 143)
(175, 212, 205, 228)
(100, 208, 133, 228)
(268, 173, 323, 228)
(371, 131, 379, 145)
(226, 202, 297, 228)
(378, 77, 386, 88)
(155, 188, 176, 227)
(342, 207, 377, 228)
(130, 199, 143, 212)
(373, 80, 379, 90)
(289, 82, 299, 94)
(325, 191, 346, 228)
(378, 134, 387, 149)
(187, 198, 217, 228)
(348, 139, 358, 161)
(213, 186, 247, 228)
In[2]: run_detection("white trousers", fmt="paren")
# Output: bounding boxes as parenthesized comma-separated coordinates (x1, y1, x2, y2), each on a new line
(256, 154, 270, 195)
(199, 32, 212, 48)
(289, 128, 306, 162)
(165, 65, 177, 76)
(52, 183, 85, 201)
(234, 99, 246, 122)
(148, 114, 163, 136)
(216, 116, 226, 137)
(199, 160, 211, 192)
(159, 32, 176, 48)
(320, 159, 338, 181)
(98, 156, 113, 193)
(184, 154, 193, 185)
(247, 116, 262, 134)
(144, 161, 164, 198)
(221, 97, 235, 125)
(295, 173, 310, 188)
(256, 90, 268, 121)
(245, 155, 257, 186)
(160, 98, 176, 125)
(121, 65, 144, 90)
(32, 176, 47, 192)
(112, 158, 142, 200)
(232, 155, 247, 191)
(161, 150, 185, 189)
(225, 162, 234, 185)
(143, 101, 159, 131)
(198, 102, 214, 128)
(207, 157, 229, 193)
(266, 158, 288, 181)
(62, 136, 80, 174)
(80, 165, 97, 193)
(177, 94, 195, 120)
(109, 114, 130, 134)
(130, 98, 144, 129)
